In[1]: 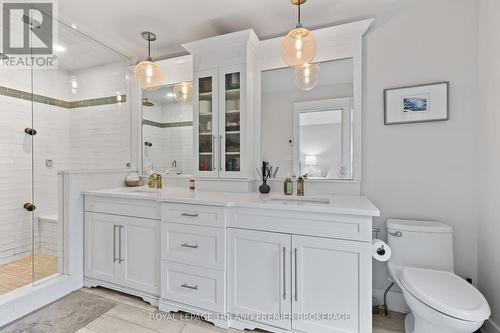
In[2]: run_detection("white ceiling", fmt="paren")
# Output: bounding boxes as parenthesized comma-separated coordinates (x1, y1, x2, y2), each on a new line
(58, 0, 403, 61)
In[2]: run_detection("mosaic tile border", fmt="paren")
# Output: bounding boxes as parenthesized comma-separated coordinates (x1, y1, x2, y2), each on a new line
(0, 85, 126, 109)
(143, 119, 193, 128)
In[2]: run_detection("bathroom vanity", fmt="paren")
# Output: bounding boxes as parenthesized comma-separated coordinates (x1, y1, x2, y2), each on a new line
(82, 188, 379, 333)
(82, 18, 378, 333)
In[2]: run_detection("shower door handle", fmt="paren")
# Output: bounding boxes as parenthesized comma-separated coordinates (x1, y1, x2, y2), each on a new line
(23, 203, 36, 211)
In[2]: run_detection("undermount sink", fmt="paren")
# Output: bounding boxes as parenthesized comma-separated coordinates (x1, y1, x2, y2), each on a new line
(264, 196, 331, 205)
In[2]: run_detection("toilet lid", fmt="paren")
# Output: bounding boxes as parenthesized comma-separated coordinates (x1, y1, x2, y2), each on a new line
(400, 267, 490, 322)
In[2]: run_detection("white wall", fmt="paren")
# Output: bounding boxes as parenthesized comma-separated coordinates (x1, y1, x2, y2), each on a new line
(362, 0, 480, 308)
(478, 0, 500, 331)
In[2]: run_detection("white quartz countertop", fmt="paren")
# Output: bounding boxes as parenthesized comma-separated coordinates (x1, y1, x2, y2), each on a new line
(83, 187, 380, 217)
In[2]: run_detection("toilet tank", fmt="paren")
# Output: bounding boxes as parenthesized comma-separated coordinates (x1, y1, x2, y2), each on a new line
(387, 219, 454, 272)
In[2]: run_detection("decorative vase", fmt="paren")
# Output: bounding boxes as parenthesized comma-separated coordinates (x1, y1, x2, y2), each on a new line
(259, 180, 271, 194)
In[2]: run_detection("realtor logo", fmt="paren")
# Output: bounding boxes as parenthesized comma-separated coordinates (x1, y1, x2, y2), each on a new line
(1, 0, 57, 68)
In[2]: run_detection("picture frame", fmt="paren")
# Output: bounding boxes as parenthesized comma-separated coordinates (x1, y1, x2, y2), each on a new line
(384, 81, 449, 125)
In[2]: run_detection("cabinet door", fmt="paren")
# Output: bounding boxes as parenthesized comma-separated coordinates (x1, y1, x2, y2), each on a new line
(219, 65, 246, 179)
(84, 212, 120, 283)
(120, 217, 161, 296)
(292, 235, 371, 333)
(194, 69, 219, 178)
(227, 229, 291, 329)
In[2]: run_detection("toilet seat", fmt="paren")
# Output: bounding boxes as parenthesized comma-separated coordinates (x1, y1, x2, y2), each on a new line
(400, 267, 490, 322)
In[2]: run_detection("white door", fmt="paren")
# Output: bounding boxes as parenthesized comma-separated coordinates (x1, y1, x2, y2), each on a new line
(84, 212, 120, 283)
(194, 69, 219, 178)
(227, 228, 291, 329)
(218, 64, 246, 179)
(120, 217, 161, 296)
(292, 235, 371, 333)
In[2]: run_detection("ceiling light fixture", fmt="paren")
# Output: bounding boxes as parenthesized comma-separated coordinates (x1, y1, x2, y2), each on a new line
(53, 44, 66, 53)
(173, 82, 193, 104)
(134, 32, 164, 90)
(294, 62, 320, 91)
(282, 0, 316, 67)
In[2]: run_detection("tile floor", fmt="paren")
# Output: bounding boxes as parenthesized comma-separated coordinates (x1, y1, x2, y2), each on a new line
(0, 253, 58, 295)
(78, 287, 405, 333)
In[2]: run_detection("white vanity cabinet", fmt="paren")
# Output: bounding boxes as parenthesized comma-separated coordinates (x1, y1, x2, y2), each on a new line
(292, 235, 371, 333)
(193, 65, 247, 179)
(159, 203, 227, 317)
(82, 189, 378, 333)
(184, 30, 258, 181)
(227, 229, 292, 330)
(83, 196, 161, 302)
(227, 207, 373, 333)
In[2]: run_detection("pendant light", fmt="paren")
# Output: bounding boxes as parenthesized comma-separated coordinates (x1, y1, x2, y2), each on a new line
(294, 62, 320, 91)
(134, 32, 164, 90)
(173, 82, 193, 104)
(282, 0, 317, 67)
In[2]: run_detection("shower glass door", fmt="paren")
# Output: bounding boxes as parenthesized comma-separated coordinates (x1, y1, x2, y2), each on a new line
(1, 5, 131, 294)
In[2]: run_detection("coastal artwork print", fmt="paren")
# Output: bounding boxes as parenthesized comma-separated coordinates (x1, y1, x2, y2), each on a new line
(384, 82, 449, 125)
(403, 94, 429, 113)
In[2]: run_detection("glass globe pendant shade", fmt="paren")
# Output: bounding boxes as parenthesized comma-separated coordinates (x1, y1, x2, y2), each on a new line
(282, 27, 316, 67)
(294, 63, 320, 91)
(134, 60, 163, 90)
(173, 82, 193, 104)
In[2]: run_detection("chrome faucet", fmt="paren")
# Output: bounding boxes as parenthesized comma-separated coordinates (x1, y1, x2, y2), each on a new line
(171, 160, 177, 168)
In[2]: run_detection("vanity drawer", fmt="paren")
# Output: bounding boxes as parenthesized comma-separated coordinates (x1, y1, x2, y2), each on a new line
(228, 207, 373, 242)
(162, 203, 225, 228)
(161, 261, 225, 313)
(85, 196, 160, 220)
(162, 223, 225, 270)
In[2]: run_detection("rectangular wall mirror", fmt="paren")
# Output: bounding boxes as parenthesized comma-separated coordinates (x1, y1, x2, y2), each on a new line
(141, 83, 194, 176)
(261, 58, 354, 180)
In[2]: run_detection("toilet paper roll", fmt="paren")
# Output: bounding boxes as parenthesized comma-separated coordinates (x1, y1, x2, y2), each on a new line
(372, 239, 391, 262)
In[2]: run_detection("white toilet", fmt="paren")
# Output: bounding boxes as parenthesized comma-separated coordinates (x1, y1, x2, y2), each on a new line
(387, 219, 490, 333)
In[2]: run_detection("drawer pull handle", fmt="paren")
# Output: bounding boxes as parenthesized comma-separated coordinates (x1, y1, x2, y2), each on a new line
(181, 283, 198, 290)
(181, 243, 199, 249)
(181, 213, 199, 217)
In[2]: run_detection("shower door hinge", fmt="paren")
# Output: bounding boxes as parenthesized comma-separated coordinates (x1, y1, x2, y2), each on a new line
(24, 128, 37, 136)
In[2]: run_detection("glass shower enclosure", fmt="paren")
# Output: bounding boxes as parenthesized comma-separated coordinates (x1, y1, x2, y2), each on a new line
(0, 9, 131, 296)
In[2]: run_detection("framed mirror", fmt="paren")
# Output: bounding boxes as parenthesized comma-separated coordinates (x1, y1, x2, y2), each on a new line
(141, 82, 194, 176)
(261, 58, 354, 180)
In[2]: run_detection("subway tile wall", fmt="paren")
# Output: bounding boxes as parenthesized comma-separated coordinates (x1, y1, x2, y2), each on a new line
(0, 62, 131, 265)
(142, 101, 193, 174)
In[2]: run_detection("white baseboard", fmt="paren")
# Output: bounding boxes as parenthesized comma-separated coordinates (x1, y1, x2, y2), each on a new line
(482, 318, 500, 333)
(373, 287, 410, 314)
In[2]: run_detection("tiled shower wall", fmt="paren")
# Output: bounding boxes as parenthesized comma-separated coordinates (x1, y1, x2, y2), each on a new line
(142, 101, 193, 174)
(0, 62, 131, 265)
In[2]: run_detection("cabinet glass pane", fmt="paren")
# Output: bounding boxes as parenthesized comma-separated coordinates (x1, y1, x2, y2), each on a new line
(198, 76, 214, 172)
(225, 72, 241, 172)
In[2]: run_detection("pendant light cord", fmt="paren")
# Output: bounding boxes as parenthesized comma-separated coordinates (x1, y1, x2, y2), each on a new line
(296, 1, 302, 28)
(147, 34, 152, 61)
